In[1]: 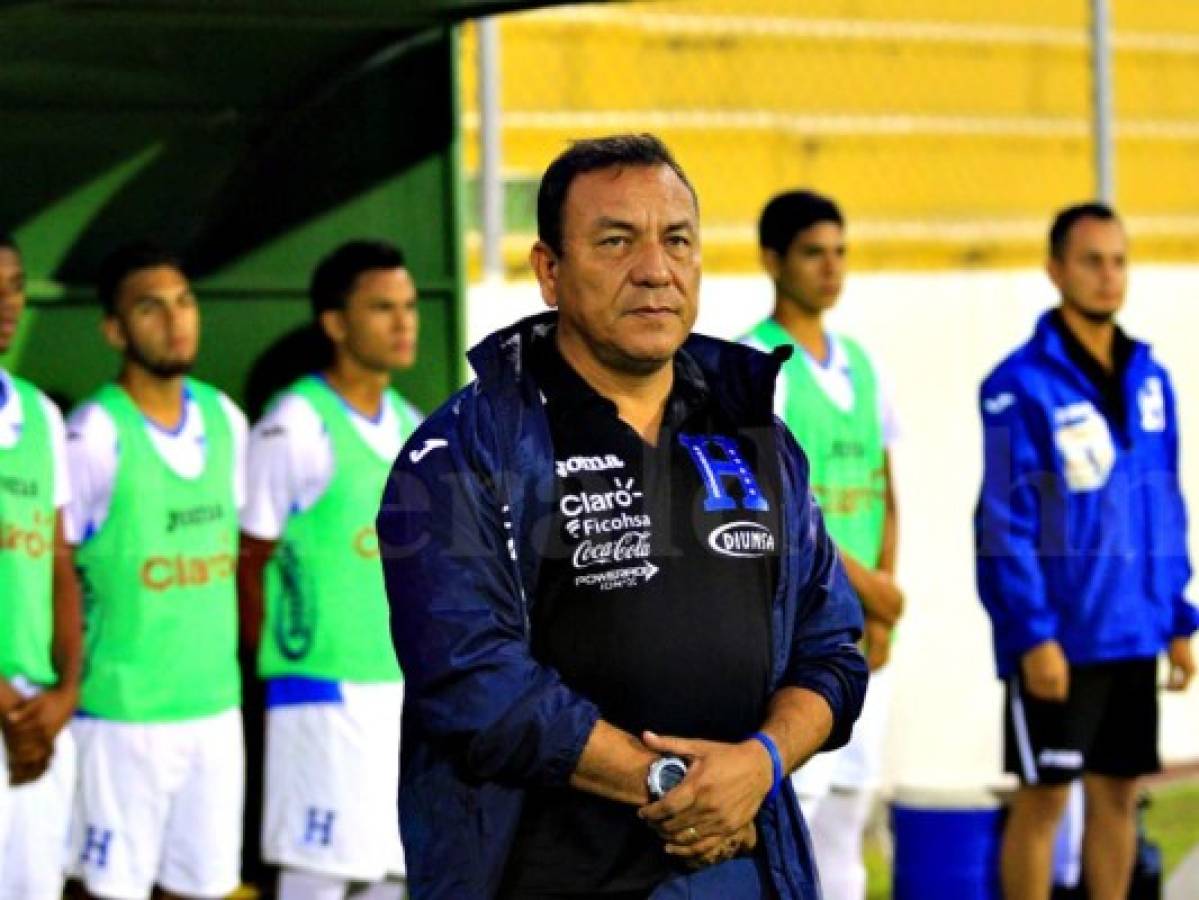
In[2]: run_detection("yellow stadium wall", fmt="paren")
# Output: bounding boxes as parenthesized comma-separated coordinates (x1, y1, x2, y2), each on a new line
(460, 1, 1199, 276)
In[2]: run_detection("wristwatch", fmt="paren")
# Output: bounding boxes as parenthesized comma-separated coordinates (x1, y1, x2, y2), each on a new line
(646, 755, 688, 800)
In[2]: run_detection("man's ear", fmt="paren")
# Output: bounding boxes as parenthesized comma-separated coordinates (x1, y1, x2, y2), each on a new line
(530, 241, 560, 309)
(760, 247, 782, 282)
(319, 308, 347, 345)
(100, 315, 126, 352)
(1046, 256, 1064, 295)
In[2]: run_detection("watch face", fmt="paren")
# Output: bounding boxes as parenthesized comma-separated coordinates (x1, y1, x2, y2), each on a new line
(649, 757, 688, 798)
(658, 759, 686, 793)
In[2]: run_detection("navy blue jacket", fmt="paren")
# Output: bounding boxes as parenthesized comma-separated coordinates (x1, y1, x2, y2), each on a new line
(975, 311, 1199, 677)
(378, 313, 867, 899)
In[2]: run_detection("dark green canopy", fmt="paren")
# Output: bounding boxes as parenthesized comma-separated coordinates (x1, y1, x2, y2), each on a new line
(0, 0, 585, 409)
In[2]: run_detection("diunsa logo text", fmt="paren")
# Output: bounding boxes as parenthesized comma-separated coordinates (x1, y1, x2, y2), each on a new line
(707, 521, 776, 558)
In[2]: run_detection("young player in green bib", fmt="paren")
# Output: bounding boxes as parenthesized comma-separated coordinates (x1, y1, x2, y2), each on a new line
(239, 241, 420, 899)
(742, 191, 904, 900)
(0, 233, 83, 899)
(65, 243, 248, 900)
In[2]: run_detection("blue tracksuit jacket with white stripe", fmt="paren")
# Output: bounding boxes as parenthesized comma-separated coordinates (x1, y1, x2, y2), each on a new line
(974, 310, 1199, 678)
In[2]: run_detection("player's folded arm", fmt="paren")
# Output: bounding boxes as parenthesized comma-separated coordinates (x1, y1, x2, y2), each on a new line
(377, 407, 600, 788)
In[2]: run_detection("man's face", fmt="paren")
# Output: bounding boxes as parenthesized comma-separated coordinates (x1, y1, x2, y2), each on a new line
(104, 265, 199, 377)
(0, 247, 26, 354)
(533, 163, 701, 376)
(321, 267, 419, 373)
(1048, 216, 1128, 324)
(764, 221, 845, 315)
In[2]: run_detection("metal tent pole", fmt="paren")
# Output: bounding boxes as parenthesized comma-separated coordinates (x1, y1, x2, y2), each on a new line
(1090, 0, 1115, 203)
(478, 16, 504, 280)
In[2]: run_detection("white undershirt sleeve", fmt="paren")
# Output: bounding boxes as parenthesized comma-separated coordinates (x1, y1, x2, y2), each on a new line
(40, 395, 71, 509)
(63, 404, 118, 546)
(218, 394, 250, 512)
(239, 394, 333, 541)
(874, 362, 902, 449)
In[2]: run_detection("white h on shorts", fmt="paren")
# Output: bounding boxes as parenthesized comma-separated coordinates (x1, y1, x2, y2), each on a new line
(69, 707, 244, 899)
(0, 713, 75, 900)
(263, 680, 405, 882)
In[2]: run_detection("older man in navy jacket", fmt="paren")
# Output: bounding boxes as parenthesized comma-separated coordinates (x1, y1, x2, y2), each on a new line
(378, 134, 867, 899)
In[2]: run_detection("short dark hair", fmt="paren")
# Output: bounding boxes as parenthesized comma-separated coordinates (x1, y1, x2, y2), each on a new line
(0, 233, 18, 254)
(758, 190, 844, 256)
(97, 241, 184, 314)
(309, 239, 407, 318)
(1049, 202, 1119, 260)
(536, 133, 698, 256)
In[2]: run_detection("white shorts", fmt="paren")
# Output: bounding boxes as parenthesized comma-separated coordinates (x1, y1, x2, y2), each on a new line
(70, 707, 245, 899)
(792, 664, 894, 800)
(263, 680, 405, 882)
(0, 710, 76, 900)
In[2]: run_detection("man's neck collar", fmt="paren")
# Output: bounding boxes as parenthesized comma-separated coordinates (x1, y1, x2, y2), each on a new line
(1054, 304, 1118, 372)
(117, 365, 188, 430)
(554, 329, 675, 415)
(321, 358, 391, 421)
(771, 300, 829, 364)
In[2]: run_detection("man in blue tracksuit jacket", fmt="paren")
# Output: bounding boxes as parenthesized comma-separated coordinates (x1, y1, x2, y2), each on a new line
(975, 202, 1198, 900)
(377, 134, 866, 899)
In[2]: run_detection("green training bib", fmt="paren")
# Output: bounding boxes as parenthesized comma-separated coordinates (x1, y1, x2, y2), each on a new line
(0, 374, 57, 685)
(74, 380, 240, 721)
(749, 319, 887, 568)
(259, 376, 419, 682)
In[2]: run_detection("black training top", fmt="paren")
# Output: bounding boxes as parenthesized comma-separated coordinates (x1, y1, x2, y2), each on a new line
(498, 329, 779, 899)
(1049, 308, 1134, 438)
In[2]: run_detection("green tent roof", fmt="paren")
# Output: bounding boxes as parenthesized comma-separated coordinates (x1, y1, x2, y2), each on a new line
(0, 0, 587, 285)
